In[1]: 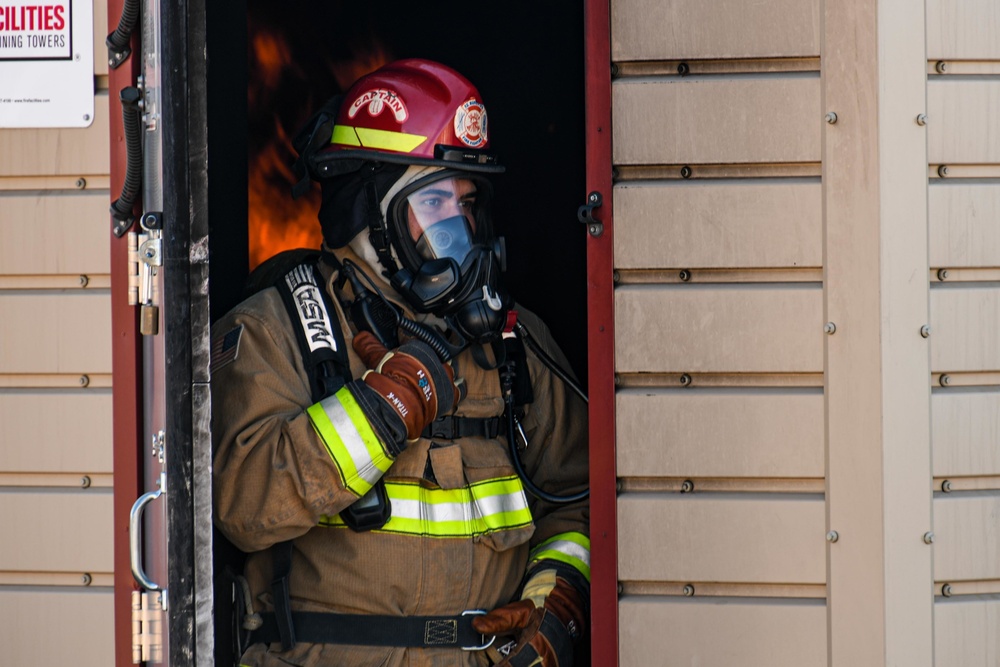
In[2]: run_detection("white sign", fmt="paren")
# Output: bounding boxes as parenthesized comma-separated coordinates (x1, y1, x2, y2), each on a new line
(0, 0, 94, 128)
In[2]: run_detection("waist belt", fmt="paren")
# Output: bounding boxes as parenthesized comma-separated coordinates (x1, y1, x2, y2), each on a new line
(253, 610, 495, 651)
(422, 415, 502, 440)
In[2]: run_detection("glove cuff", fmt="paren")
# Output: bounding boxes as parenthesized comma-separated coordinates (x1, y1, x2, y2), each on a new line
(347, 380, 408, 456)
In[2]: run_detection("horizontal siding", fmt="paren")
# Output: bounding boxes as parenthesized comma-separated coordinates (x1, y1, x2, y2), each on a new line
(0, 292, 111, 373)
(0, 391, 113, 472)
(930, 287, 1000, 372)
(929, 182, 1000, 268)
(927, 0, 1000, 60)
(935, 596, 1000, 667)
(0, 191, 110, 275)
(0, 489, 113, 572)
(614, 180, 822, 269)
(934, 494, 1000, 582)
(615, 284, 823, 373)
(613, 77, 821, 165)
(611, 0, 820, 61)
(617, 389, 824, 478)
(928, 80, 1000, 165)
(0, 589, 114, 667)
(932, 390, 1000, 478)
(618, 494, 826, 583)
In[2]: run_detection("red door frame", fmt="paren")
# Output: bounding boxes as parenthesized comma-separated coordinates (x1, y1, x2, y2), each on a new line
(107, 1, 144, 664)
(584, 0, 618, 664)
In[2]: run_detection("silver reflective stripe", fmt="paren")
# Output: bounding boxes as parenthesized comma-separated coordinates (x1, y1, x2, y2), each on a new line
(316, 393, 383, 487)
(540, 538, 591, 569)
(475, 488, 530, 517)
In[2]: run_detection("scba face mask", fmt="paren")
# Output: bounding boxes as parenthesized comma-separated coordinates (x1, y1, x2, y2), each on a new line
(387, 171, 510, 343)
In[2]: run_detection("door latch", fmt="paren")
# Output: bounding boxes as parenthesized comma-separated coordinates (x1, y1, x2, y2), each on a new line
(577, 191, 603, 237)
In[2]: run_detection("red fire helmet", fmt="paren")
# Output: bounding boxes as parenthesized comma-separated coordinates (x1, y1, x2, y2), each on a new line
(313, 59, 503, 175)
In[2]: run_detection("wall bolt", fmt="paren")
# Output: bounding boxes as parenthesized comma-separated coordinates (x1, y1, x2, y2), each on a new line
(78, 375, 90, 387)
(941, 583, 953, 597)
(940, 374, 951, 387)
(938, 165, 949, 177)
(916, 114, 927, 126)
(679, 269, 691, 282)
(610, 63, 620, 78)
(75, 178, 86, 189)
(941, 479, 953, 493)
(81, 475, 91, 488)
(824, 322, 837, 335)
(920, 324, 930, 338)
(677, 62, 690, 77)
(679, 373, 692, 387)
(680, 165, 692, 179)
(827, 530, 839, 543)
(614, 374, 621, 386)
(826, 112, 838, 124)
(588, 223, 602, 237)
(78, 275, 89, 288)
(616, 480, 624, 493)
(81, 573, 92, 586)
(935, 61, 947, 74)
(937, 268, 949, 281)
(617, 583, 624, 595)
(923, 531, 935, 544)
(612, 270, 621, 284)
(680, 479, 695, 493)
(682, 584, 695, 597)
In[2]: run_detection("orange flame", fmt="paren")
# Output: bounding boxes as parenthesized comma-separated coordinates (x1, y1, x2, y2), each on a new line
(247, 24, 392, 269)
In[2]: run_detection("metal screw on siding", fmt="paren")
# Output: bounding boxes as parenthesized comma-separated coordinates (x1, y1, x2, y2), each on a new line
(80, 476, 91, 488)
(916, 114, 927, 126)
(941, 480, 953, 493)
(78, 375, 90, 387)
(937, 268, 949, 281)
(611, 167, 620, 180)
(617, 583, 624, 595)
(941, 583, 953, 597)
(682, 584, 695, 597)
(679, 269, 691, 282)
(616, 480, 624, 493)
(826, 112, 838, 124)
(78, 275, 89, 288)
(677, 62, 690, 77)
(75, 178, 86, 189)
(81, 573, 92, 586)
(827, 530, 839, 543)
(613, 270, 621, 284)
(923, 531, 935, 544)
(824, 322, 837, 335)
(610, 63, 620, 78)
(940, 374, 951, 387)
(935, 61, 947, 74)
(938, 165, 949, 178)
(920, 325, 930, 338)
(680, 479, 695, 493)
(614, 374, 621, 386)
(680, 165, 692, 179)
(679, 373, 692, 387)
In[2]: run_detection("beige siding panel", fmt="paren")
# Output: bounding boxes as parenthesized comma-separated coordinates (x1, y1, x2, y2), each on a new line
(94, 0, 108, 77)
(0, 192, 109, 275)
(929, 183, 1000, 268)
(615, 284, 823, 373)
(616, 389, 824, 478)
(927, 0, 1000, 61)
(621, 598, 826, 667)
(613, 77, 821, 165)
(618, 494, 825, 583)
(934, 494, 1000, 582)
(0, 490, 112, 572)
(0, 93, 109, 177)
(0, 292, 111, 373)
(930, 287, 1000, 372)
(932, 391, 1000, 478)
(935, 597, 1000, 667)
(0, 589, 114, 667)
(928, 80, 1000, 165)
(614, 180, 822, 269)
(611, 0, 820, 61)
(0, 392, 112, 472)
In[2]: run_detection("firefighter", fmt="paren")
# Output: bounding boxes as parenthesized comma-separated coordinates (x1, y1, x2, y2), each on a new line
(212, 59, 590, 667)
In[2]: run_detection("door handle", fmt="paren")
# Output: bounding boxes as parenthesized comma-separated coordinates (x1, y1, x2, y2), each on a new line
(130, 471, 166, 591)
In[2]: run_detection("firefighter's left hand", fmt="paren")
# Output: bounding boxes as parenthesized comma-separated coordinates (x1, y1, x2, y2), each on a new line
(472, 571, 585, 667)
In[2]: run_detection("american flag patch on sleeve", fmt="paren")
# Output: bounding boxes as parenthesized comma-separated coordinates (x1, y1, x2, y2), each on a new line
(210, 324, 243, 373)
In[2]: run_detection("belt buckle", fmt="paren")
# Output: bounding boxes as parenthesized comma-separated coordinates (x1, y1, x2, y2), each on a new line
(460, 609, 496, 651)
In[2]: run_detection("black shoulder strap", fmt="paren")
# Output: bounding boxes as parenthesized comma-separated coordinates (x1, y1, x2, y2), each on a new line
(503, 332, 534, 409)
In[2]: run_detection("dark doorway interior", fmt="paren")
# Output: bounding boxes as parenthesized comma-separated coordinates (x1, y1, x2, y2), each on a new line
(208, 2, 586, 664)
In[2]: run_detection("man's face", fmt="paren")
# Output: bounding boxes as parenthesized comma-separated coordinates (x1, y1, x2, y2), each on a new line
(405, 177, 478, 243)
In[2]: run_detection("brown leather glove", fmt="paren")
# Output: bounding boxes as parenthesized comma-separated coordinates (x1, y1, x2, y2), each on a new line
(472, 570, 586, 667)
(351, 332, 458, 447)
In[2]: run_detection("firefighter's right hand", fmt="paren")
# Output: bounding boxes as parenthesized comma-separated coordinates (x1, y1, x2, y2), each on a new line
(352, 331, 458, 446)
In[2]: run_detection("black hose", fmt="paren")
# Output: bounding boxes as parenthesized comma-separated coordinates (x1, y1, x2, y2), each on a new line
(514, 321, 588, 404)
(106, 0, 140, 69)
(110, 87, 143, 237)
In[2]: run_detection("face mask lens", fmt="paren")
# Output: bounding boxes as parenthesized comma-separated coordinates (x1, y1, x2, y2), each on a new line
(405, 176, 481, 263)
(414, 216, 474, 262)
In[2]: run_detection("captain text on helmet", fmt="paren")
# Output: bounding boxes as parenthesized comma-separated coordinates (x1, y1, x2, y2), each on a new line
(211, 59, 590, 667)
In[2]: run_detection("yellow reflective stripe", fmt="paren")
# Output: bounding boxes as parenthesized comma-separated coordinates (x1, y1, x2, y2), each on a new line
(306, 387, 392, 496)
(530, 532, 591, 582)
(319, 476, 532, 537)
(331, 124, 427, 153)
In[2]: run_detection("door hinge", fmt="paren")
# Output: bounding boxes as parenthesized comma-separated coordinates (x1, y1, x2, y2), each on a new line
(131, 589, 166, 664)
